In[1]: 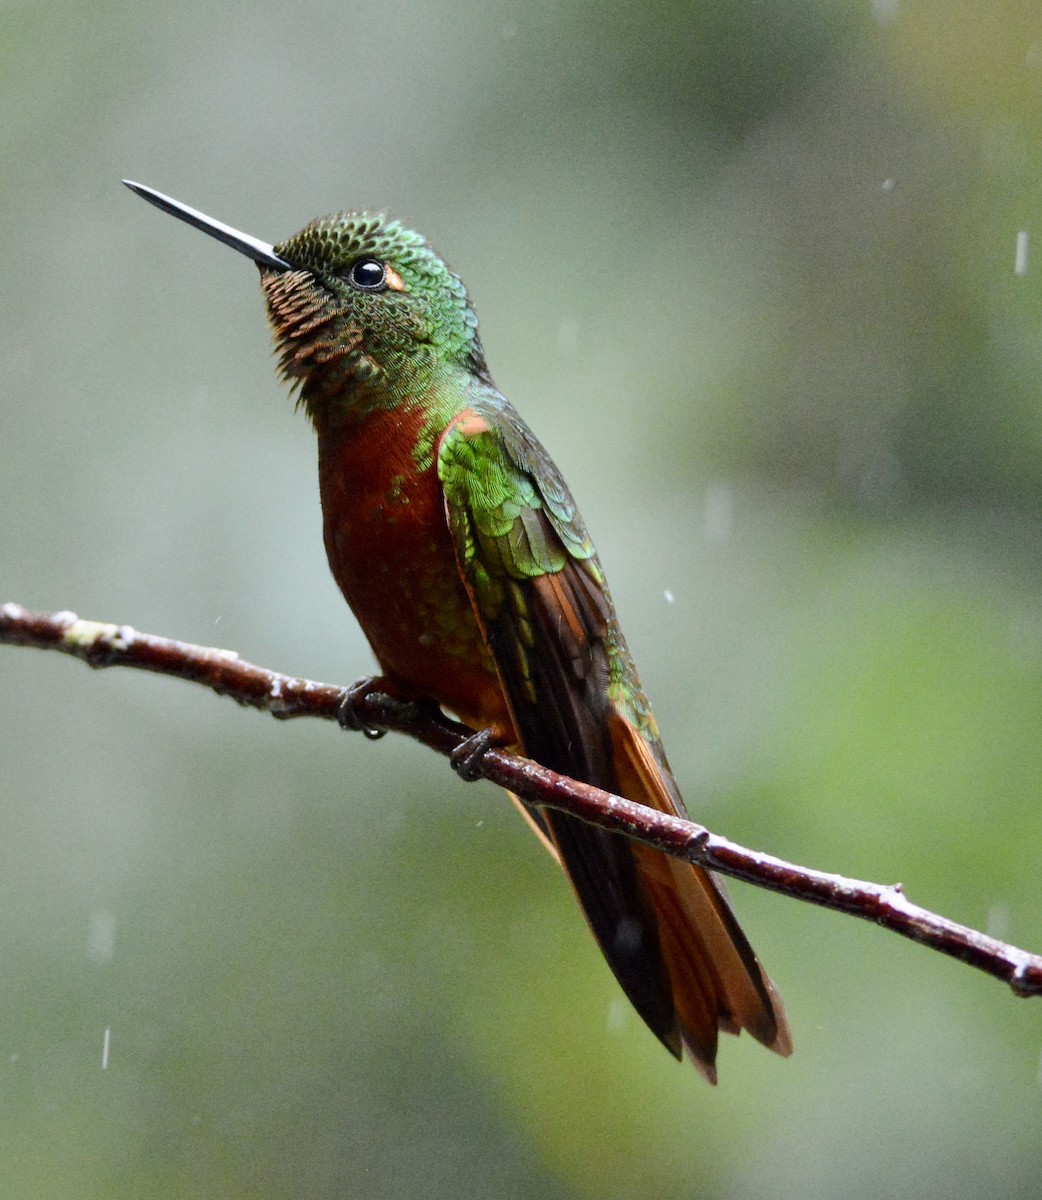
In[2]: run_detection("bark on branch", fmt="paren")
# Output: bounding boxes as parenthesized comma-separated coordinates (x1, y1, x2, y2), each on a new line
(3, 601, 1040, 1000)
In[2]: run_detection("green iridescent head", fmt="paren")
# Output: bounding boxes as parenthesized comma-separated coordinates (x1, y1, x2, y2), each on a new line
(122, 182, 489, 421)
(265, 212, 488, 406)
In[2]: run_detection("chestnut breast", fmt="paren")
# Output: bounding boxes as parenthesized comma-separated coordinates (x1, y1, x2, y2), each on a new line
(316, 404, 510, 734)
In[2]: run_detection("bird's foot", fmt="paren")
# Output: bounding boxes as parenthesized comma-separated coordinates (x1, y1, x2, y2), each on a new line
(335, 676, 387, 740)
(450, 726, 497, 782)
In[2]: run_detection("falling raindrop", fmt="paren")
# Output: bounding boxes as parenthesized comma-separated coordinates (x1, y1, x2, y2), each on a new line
(986, 902, 1010, 940)
(606, 996, 629, 1032)
(1015, 231, 1029, 276)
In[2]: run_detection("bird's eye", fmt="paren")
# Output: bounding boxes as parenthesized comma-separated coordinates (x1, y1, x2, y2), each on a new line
(347, 258, 387, 291)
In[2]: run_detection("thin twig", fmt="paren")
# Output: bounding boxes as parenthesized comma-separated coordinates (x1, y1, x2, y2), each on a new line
(3, 601, 1040, 1000)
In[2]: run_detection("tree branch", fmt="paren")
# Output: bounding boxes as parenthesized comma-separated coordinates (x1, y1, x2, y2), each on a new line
(3, 601, 1040, 1000)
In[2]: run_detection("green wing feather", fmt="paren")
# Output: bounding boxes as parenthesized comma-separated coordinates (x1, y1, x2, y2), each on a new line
(437, 395, 659, 743)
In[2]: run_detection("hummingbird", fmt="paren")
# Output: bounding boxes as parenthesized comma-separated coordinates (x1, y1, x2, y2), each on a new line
(124, 180, 791, 1081)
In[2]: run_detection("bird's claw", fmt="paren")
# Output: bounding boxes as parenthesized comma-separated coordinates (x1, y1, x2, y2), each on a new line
(335, 676, 386, 740)
(450, 727, 496, 781)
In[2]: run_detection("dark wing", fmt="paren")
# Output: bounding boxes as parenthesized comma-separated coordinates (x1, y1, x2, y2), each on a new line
(437, 399, 790, 1078)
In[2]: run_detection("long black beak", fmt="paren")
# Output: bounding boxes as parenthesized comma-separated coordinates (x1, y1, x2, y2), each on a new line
(123, 180, 291, 271)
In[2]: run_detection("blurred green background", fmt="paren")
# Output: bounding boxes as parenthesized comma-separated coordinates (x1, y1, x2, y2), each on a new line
(3, 1, 1042, 1196)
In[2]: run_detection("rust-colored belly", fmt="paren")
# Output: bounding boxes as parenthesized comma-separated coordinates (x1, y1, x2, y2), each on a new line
(317, 407, 509, 733)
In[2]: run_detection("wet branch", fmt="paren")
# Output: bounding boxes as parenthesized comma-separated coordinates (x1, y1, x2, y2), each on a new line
(3, 601, 1040, 1000)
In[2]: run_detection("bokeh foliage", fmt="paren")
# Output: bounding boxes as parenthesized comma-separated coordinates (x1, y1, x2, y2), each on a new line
(2, 1, 1041, 1197)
